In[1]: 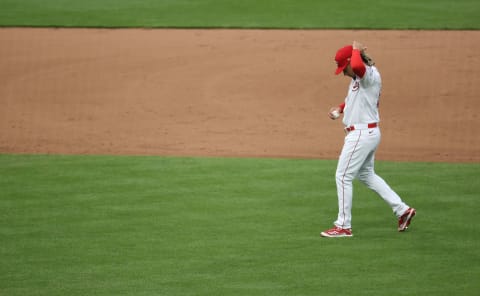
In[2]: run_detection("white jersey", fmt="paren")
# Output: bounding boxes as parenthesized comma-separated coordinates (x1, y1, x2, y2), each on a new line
(342, 65, 381, 127)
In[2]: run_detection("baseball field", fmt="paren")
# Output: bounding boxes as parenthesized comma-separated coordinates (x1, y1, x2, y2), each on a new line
(1, 1, 479, 295)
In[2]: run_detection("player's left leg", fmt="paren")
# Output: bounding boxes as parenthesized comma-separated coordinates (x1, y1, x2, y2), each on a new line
(359, 169, 409, 217)
(358, 164, 416, 231)
(357, 129, 410, 219)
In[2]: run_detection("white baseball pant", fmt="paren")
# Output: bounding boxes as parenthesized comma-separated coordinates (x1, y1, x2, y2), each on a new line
(334, 127, 410, 229)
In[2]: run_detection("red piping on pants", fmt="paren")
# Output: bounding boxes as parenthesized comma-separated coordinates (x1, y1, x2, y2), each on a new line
(340, 130, 362, 228)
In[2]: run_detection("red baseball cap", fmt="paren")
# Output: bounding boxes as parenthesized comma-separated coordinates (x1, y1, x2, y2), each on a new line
(334, 45, 353, 75)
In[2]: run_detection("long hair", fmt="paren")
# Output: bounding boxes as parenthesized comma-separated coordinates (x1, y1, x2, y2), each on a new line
(360, 51, 375, 66)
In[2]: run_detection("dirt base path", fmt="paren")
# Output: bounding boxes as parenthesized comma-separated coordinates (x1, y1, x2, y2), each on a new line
(1, 29, 479, 162)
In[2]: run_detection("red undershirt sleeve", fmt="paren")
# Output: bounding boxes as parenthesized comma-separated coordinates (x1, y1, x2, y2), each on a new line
(339, 102, 345, 113)
(350, 49, 366, 78)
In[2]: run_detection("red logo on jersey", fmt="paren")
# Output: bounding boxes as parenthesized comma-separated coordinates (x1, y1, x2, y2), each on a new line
(352, 81, 360, 91)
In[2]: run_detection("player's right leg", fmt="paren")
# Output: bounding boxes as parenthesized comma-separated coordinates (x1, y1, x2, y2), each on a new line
(332, 130, 373, 229)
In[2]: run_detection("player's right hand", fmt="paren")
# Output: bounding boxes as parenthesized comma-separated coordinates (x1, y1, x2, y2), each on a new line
(328, 107, 341, 120)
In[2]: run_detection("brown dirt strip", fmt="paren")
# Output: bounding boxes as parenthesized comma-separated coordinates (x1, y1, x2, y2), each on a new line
(1, 28, 479, 162)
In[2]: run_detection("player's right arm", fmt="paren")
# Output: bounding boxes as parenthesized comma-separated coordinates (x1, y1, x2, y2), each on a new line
(328, 102, 345, 120)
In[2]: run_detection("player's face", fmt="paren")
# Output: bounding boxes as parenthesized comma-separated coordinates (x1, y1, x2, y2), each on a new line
(343, 64, 355, 78)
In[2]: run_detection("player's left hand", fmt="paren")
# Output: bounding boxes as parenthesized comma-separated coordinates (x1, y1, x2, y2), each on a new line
(353, 41, 366, 52)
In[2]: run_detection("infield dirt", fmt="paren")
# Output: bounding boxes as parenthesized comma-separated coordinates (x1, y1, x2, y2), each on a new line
(1, 29, 479, 162)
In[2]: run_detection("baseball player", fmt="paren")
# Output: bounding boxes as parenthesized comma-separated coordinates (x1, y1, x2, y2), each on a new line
(320, 41, 416, 238)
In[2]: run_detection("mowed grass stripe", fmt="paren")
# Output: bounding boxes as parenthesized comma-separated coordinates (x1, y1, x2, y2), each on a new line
(1, 154, 479, 295)
(0, 0, 479, 29)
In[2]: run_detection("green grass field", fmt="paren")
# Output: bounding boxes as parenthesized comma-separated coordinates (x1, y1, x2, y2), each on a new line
(0, 0, 479, 29)
(1, 0, 480, 295)
(1, 155, 479, 295)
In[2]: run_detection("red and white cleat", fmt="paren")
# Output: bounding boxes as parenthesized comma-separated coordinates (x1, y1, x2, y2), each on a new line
(398, 208, 416, 232)
(321, 226, 353, 238)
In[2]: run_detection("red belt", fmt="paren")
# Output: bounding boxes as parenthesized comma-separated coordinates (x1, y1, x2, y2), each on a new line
(345, 122, 378, 132)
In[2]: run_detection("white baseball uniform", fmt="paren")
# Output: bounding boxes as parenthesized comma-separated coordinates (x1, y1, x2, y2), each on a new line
(334, 64, 410, 229)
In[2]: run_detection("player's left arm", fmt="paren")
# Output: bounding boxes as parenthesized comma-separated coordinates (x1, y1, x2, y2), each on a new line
(350, 48, 366, 78)
(350, 41, 367, 78)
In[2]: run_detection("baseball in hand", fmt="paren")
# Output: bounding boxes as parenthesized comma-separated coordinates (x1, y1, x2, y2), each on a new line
(331, 110, 340, 119)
